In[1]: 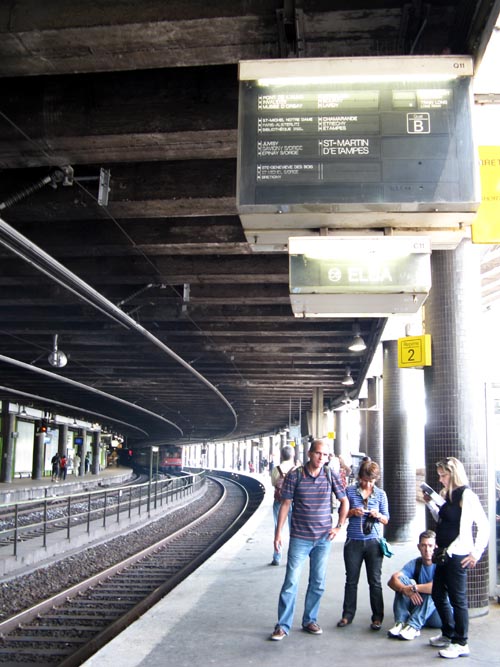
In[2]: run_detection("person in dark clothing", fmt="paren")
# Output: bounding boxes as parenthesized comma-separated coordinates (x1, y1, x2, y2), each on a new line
(51, 452, 60, 482)
(423, 457, 488, 659)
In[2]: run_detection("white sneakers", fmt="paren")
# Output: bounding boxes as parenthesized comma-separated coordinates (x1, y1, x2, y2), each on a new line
(429, 635, 471, 658)
(429, 634, 451, 647)
(387, 622, 420, 640)
(387, 621, 404, 637)
(386, 630, 470, 657)
(438, 643, 470, 659)
(398, 624, 420, 641)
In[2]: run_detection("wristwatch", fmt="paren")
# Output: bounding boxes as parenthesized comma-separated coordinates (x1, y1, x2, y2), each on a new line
(409, 579, 417, 593)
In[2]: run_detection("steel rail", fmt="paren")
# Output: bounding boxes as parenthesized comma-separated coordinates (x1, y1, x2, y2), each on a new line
(0, 477, 229, 637)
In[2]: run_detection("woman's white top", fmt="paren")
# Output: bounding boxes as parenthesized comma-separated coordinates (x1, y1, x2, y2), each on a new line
(427, 487, 489, 560)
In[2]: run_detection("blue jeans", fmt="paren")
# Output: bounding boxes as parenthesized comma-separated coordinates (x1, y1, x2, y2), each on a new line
(342, 537, 384, 622)
(432, 554, 469, 645)
(277, 535, 332, 633)
(393, 574, 441, 629)
(272, 501, 292, 563)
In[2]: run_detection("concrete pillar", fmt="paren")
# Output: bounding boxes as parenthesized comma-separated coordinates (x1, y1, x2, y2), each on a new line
(335, 410, 349, 459)
(383, 340, 415, 542)
(366, 376, 383, 469)
(359, 397, 368, 454)
(424, 239, 488, 612)
(80, 428, 87, 476)
(91, 431, 100, 474)
(32, 422, 44, 479)
(311, 387, 324, 438)
(1, 402, 15, 482)
(58, 423, 68, 457)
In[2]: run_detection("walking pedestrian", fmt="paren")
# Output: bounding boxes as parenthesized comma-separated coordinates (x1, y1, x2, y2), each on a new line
(269, 439, 348, 641)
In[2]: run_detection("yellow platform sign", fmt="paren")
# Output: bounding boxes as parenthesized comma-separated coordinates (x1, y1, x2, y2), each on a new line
(398, 334, 432, 368)
(472, 146, 500, 244)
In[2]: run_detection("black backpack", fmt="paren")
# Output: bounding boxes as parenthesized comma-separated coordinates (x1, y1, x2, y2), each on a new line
(274, 466, 287, 502)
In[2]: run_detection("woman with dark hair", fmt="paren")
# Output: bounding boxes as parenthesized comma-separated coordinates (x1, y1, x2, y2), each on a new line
(423, 457, 488, 659)
(337, 459, 390, 631)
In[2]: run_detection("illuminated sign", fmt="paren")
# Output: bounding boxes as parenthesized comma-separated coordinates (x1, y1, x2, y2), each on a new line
(237, 57, 479, 247)
(471, 146, 500, 243)
(289, 236, 431, 316)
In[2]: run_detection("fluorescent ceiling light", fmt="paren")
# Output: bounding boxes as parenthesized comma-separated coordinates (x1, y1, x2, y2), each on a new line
(257, 74, 458, 86)
(289, 236, 431, 260)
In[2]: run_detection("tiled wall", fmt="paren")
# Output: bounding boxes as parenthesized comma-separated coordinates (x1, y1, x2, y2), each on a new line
(424, 240, 489, 609)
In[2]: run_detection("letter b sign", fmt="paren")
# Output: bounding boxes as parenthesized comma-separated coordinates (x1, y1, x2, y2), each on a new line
(407, 112, 430, 134)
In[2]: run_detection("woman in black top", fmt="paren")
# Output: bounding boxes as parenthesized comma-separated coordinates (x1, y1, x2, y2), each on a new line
(423, 457, 488, 660)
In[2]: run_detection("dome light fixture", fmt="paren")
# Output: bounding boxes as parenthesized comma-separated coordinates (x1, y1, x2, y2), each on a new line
(341, 366, 354, 386)
(348, 323, 367, 352)
(48, 334, 68, 368)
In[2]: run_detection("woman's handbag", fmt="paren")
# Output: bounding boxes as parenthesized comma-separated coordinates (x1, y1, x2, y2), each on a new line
(378, 537, 394, 557)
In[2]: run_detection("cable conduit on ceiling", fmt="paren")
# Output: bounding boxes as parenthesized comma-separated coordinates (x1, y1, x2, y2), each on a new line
(0, 385, 149, 436)
(0, 216, 238, 437)
(0, 355, 183, 435)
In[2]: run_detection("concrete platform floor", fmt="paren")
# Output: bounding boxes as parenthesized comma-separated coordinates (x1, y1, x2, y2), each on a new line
(83, 473, 500, 667)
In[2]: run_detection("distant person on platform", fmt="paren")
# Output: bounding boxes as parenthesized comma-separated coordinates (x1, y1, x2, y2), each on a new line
(270, 439, 348, 641)
(270, 445, 296, 566)
(73, 453, 81, 476)
(51, 452, 60, 482)
(59, 454, 68, 481)
(387, 529, 441, 641)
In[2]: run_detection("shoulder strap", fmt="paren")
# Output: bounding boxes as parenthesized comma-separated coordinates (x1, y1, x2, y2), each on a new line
(413, 557, 423, 583)
(324, 464, 332, 485)
(324, 464, 344, 499)
(276, 465, 284, 478)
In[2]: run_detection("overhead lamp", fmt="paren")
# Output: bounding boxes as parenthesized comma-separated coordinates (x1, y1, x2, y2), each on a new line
(341, 366, 354, 386)
(342, 390, 351, 405)
(48, 334, 68, 368)
(19, 406, 27, 417)
(348, 324, 367, 352)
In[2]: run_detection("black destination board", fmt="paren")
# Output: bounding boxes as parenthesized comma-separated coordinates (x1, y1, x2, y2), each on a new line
(237, 79, 476, 209)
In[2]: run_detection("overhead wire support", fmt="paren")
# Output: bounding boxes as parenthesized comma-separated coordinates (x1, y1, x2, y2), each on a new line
(0, 217, 238, 438)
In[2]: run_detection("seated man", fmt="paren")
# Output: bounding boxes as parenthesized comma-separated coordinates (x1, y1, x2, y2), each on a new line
(387, 529, 441, 641)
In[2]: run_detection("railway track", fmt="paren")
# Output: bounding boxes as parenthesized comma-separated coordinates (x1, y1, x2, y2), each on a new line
(0, 473, 191, 555)
(0, 474, 264, 666)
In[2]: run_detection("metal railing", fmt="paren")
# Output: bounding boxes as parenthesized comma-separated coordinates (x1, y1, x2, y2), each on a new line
(0, 472, 206, 557)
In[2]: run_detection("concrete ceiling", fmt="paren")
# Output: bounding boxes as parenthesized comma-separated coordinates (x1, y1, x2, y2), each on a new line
(0, 1, 499, 445)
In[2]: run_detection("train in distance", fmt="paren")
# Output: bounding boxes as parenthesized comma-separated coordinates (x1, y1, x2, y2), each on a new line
(118, 444, 183, 473)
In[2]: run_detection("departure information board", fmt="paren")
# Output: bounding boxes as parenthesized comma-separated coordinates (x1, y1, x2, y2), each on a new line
(237, 67, 477, 212)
